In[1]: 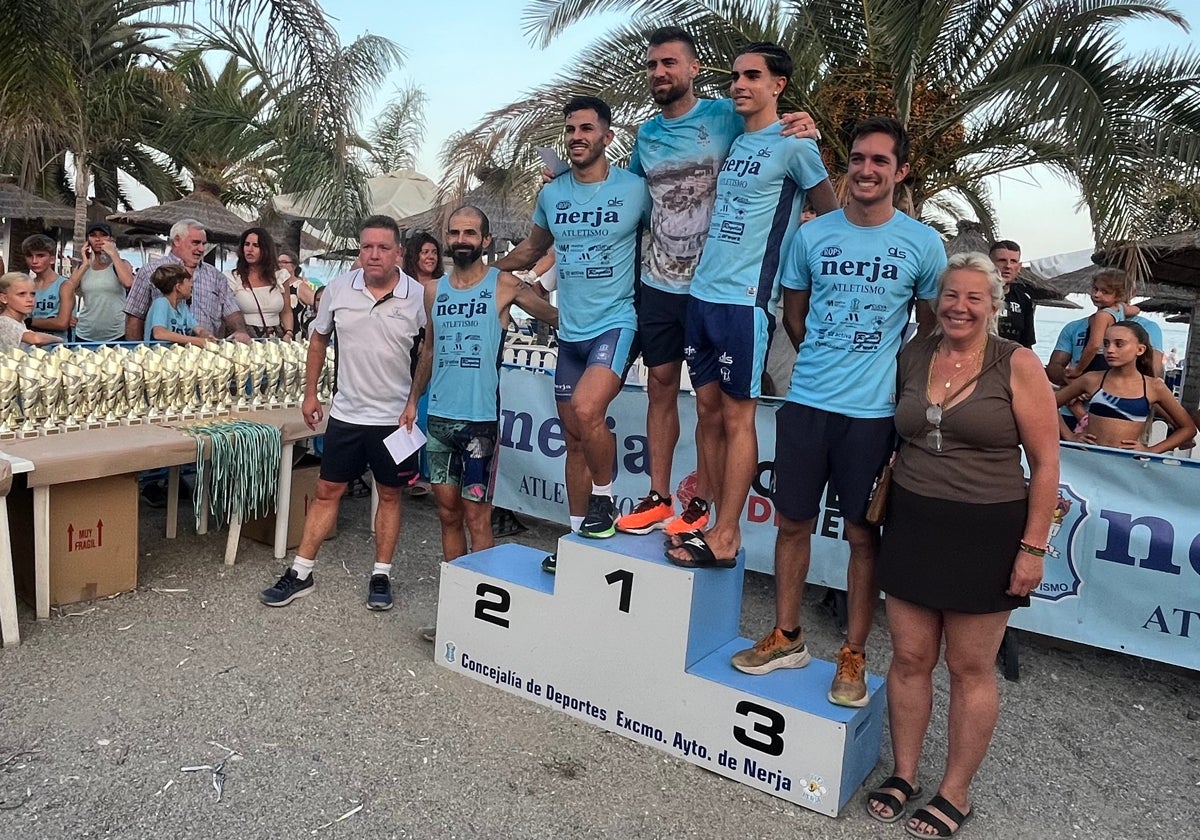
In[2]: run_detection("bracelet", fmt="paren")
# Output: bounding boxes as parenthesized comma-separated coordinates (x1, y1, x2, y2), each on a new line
(282, 330, 294, 336)
(1018, 541, 1047, 557)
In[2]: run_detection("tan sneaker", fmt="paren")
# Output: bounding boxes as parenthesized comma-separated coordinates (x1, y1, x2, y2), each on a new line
(828, 645, 869, 707)
(730, 627, 811, 675)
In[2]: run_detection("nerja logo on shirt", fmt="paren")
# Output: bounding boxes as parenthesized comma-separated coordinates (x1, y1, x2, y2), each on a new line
(720, 155, 762, 178)
(819, 254, 903, 283)
(553, 204, 621, 228)
(435, 299, 489, 318)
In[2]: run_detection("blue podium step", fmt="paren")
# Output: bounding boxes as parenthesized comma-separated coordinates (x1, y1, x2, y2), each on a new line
(433, 532, 883, 816)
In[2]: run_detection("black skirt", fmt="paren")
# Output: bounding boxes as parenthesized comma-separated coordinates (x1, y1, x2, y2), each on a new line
(877, 482, 1030, 614)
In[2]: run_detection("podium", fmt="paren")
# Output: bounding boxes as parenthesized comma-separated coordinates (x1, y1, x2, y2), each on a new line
(433, 533, 883, 816)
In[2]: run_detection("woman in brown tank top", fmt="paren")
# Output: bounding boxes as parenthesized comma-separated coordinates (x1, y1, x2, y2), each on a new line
(866, 253, 1059, 837)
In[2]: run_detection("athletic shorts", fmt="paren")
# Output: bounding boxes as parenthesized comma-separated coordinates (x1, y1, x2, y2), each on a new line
(319, 417, 419, 488)
(555, 327, 636, 402)
(684, 298, 770, 400)
(636, 284, 690, 368)
(427, 415, 499, 503)
(771, 403, 895, 525)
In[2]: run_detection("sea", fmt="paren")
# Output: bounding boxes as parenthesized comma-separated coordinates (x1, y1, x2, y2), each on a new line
(1032, 296, 1188, 365)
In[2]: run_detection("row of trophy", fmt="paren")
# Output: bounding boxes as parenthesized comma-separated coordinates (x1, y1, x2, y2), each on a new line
(0, 339, 336, 440)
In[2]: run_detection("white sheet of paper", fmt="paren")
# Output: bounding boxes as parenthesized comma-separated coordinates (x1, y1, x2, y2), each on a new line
(383, 425, 427, 464)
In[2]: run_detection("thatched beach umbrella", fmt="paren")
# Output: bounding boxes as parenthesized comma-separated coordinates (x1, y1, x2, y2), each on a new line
(944, 220, 1075, 306)
(0, 178, 74, 227)
(396, 185, 534, 254)
(0, 176, 75, 269)
(106, 183, 250, 245)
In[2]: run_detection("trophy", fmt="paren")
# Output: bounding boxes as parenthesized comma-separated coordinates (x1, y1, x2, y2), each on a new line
(80, 357, 104, 429)
(263, 341, 285, 409)
(16, 357, 44, 438)
(38, 353, 65, 434)
(178, 346, 201, 419)
(59, 361, 84, 430)
(318, 345, 335, 401)
(122, 357, 146, 425)
(142, 352, 165, 421)
(0, 360, 19, 440)
(282, 341, 303, 407)
(100, 357, 125, 426)
(160, 351, 183, 421)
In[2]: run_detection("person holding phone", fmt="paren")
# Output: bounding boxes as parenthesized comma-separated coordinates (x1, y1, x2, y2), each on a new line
(70, 221, 135, 342)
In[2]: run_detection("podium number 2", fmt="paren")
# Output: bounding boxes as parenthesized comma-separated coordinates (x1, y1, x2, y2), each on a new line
(733, 700, 785, 756)
(474, 583, 510, 628)
(605, 569, 633, 613)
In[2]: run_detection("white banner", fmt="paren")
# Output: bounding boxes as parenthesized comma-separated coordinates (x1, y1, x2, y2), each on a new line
(494, 367, 1200, 671)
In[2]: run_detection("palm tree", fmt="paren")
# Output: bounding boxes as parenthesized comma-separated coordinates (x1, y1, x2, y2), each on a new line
(443, 0, 1200, 243)
(366, 83, 429, 175)
(0, 0, 183, 250)
(179, 7, 410, 235)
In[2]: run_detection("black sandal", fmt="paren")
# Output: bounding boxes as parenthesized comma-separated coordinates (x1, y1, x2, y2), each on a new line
(866, 775, 921, 824)
(905, 794, 972, 838)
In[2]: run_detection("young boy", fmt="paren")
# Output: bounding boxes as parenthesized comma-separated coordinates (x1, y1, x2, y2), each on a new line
(1066, 268, 1141, 378)
(23, 234, 75, 340)
(144, 265, 216, 346)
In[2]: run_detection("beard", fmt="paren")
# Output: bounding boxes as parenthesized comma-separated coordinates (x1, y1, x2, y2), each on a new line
(449, 244, 483, 268)
(650, 79, 690, 106)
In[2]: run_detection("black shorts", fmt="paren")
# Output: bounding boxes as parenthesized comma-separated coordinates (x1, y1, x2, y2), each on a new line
(636, 284, 690, 368)
(771, 403, 895, 524)
(319, 417, 419, 488)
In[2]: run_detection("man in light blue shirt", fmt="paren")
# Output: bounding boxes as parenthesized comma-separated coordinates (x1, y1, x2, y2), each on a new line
(730, 118, 942, 711)
(617, 26, 826, 540)
(665, 42, 836, 574)
(500, 96, 651, 547)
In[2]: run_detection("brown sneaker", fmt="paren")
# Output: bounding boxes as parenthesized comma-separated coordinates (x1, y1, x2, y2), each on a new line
(730, 627, 811, 675)
(828, 645, 869, 707)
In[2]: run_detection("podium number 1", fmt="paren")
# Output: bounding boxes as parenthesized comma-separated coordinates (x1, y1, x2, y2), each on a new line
(605, 569, 633, 613)
(474, 583, 511, 628)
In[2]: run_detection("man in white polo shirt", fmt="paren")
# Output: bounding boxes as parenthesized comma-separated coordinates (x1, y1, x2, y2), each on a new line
(261, 215, 426, 611)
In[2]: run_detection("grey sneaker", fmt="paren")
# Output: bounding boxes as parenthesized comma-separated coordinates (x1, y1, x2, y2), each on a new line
(730, 627, 811, 675)
(367, 574, 393, 611)
(261, 568, 313, 607)
(419, 625, 436, 643)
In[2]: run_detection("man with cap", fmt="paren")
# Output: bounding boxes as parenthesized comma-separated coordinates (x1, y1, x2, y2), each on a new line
(69, 221, 135, 342)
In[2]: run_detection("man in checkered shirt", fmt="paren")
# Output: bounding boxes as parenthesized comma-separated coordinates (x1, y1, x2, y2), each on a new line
(124, 218, 251, 342)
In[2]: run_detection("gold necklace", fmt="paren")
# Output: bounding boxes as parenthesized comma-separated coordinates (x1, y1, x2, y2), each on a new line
(570, 165, 609, 205)
(929, 339, 986, 394)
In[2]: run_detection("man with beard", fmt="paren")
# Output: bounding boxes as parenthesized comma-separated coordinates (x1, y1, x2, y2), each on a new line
(616, 26, 825, 538)
(261, 215, 426, 611)
(402, 206, 558, 640)
(664, 43, 835, 572)
(124, 218, 251, 341)
(499, 96, 650, 554)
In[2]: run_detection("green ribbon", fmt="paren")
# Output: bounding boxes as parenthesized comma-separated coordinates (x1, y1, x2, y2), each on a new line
(181, 419, 282, 530)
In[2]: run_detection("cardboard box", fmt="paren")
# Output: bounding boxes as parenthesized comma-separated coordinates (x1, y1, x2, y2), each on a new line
(9, 473, 139, 607)
(242, 456, 335, 549)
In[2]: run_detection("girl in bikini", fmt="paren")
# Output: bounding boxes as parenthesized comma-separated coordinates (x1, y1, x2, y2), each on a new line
(1056, 321, 1195, 452)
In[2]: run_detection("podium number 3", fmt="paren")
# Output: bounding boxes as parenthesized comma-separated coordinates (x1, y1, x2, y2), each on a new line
(474, 583, 510, 628)
(605, 569, 633, 613)
(733, 700, 785, 756)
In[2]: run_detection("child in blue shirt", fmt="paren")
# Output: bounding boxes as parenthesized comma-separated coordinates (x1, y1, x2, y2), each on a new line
(144, 264, 216, 346)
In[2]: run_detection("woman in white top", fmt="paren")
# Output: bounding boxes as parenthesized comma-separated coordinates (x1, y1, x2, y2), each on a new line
(228, 227, 294, 339)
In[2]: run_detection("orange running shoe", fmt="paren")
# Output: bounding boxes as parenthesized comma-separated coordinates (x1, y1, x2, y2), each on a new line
(665, 497, 711, 536)
(616, 491, 674, 534)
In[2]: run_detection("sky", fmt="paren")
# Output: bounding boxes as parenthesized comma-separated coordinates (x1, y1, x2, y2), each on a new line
(312, 3, 1197, 261)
